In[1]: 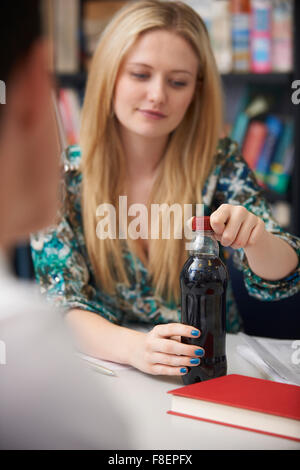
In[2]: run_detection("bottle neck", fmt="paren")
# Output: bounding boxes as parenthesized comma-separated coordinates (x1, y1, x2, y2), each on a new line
(189, 230, 219, 257)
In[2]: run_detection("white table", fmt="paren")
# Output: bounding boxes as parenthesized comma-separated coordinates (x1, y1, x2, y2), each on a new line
(91, 333, 300, 450)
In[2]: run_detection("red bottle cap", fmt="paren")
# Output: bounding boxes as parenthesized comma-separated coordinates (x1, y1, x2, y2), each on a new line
(192, 216, 212, 231)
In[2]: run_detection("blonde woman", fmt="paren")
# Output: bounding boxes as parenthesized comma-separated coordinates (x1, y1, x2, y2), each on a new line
(31, 0, 299, 376)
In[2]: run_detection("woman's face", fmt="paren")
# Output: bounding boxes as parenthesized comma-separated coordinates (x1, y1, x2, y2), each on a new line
(113, 30, 199, 139)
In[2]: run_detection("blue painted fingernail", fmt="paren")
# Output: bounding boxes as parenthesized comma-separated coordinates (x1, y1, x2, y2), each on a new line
(190, 358, 200, 365)
(195, 349, 204, 357)
(180, 367, 187, 374)
(191, 330, 200, 336)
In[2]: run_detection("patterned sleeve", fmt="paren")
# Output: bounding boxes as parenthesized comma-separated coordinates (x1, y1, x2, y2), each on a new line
(214, 138, 300, 301)
(30, 148, 123, 324)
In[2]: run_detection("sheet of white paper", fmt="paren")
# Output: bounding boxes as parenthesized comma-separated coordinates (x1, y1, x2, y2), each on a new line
(236, 344, 286, 383)
(237, 333, 300, 386)
(77, 353, 132, 371)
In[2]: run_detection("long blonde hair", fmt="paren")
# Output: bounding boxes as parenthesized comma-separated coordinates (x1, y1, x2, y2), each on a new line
(79, 0, 224, 306)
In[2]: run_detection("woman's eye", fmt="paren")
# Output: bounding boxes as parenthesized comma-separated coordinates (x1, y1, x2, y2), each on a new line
(130, 73, 186, 87)
(173, 81, 187, 87)
(131, 73, 148, 79)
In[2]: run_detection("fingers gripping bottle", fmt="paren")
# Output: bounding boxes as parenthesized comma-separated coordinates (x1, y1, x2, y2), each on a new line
(180, 216, 228, 385)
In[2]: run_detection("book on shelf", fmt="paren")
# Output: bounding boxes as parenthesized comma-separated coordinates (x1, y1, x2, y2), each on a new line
(53, 0, 80, 74)
(251, 116, 294, 193)
(230, 85, 294, 196)
(271, 0, 294, 72)
(267, 120, 294, 193)
(242, 120, 268, 170)
(77, 0, 294, 75)
(211, 1, 233, 73)
(167, 374, 300, 442)
(250, 0, 272, 73)
(58, 88, 82, 146)
(82, 1, 128, 70)
(230, 0, 251, 72)
(230, 90, 269, 146)
(41, 0, 55, 73)
(213, 0, 292, 74)
(254, 115, 283, 185)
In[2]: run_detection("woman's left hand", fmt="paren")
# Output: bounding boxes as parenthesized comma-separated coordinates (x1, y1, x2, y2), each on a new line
(210, 204, 267, 250)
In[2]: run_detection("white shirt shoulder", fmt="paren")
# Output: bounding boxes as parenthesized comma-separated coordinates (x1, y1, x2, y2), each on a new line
(0, 253, 131, 450)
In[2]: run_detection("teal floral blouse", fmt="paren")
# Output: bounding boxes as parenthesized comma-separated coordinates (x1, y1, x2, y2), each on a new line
(30, 137, 300, 333)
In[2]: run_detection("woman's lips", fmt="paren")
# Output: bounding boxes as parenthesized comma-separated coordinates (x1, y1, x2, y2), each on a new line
(139, 110, 166, 120)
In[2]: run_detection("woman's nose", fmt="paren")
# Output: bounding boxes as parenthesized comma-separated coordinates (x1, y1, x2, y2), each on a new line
(147, 76, 167, 103)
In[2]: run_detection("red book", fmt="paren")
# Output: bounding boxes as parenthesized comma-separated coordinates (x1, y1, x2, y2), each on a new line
(59, 89, 78, 146)
(242, 121, 268, 170)
(167, 374, 300, 442)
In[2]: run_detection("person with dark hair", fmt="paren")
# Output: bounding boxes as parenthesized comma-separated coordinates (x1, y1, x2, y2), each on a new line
(0, 1, 59, 245)
(0, 1, 130, 449)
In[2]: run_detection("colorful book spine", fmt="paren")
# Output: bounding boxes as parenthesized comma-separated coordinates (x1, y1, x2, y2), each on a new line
(80, 1, 294, 74)
(254, 115, 282, 184)
(54, 0, 80, 74)
(250, 0, 272, 73)
(242, 120, 268, 169)
(231, 89, 270, 149)
(59, 89, 81, 146)
(230, 0, 251, 72)
(211, 0, 233, 73)
(282, 145, 294, 174)
(269, 120, 293, 167)
(231, 112, 250, 146)
(271, 0, 293, 72)
(230, 87, 250, 145)
(267, 121, 294, 193)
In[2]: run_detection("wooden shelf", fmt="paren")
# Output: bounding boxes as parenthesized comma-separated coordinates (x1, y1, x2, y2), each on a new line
(262, 188, 290, 204)
(55, 0, 300, 236)
(57, 72, 87, 89)
(57, 71, 293, 88)
(221, 72, 293, 85)
(57, 71, 294, 89)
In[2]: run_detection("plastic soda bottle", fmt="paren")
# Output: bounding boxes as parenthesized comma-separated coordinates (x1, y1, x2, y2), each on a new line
(180, 216, 228, 384)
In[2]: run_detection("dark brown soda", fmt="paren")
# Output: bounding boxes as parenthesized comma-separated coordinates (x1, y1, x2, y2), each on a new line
(180, 253, 228, 384)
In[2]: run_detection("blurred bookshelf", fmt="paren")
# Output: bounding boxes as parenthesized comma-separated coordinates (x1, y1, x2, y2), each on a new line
(52, 0, 299, 237)
(57, 71, 293, 88)
(57, 72, 87, 89)
(15, 0, 300, 279)
(221, 72, 293, 85)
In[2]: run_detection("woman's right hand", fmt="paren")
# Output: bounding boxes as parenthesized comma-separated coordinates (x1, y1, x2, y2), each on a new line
(128, 323, 205, 376)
